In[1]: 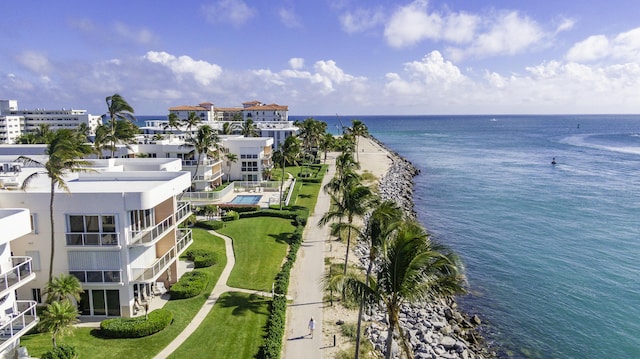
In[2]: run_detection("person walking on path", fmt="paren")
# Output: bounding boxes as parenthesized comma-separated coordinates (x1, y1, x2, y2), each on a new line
(308, 317, 316, 339)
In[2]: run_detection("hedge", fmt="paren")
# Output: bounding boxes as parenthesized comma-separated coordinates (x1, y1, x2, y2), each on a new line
(185, 248, 217, 268)
(99, 309, 173, 338)
(259, 295, 288, 359)
(169, 271, 209, 299)
(194, 220, 224, 230)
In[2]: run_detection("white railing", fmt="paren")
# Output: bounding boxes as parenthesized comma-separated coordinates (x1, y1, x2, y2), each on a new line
(176, 201, 192, 223)
(0, 257, 34, 295)
(176, 229, 193, 255)
(0, 300, 38, 351)
(129, 216, 173, 246)
(132, 249, 176, 282)
(182, 158, 220, 167)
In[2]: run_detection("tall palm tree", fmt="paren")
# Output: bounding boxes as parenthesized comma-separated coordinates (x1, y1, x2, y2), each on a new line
(241, 118, 259, 137)
(38, 300, 80, 349)
(164, 113, 181, 134)
(273, 135, 301, 210)
(221, 121, 238, 135)
(224, 151, 238, 182)
(327, 220, 465, 359)
(44, 274, 83, 304)
(354, 200, 404, 357)
(94, 119, 138, 158)
(19, 129, 94, 283)
(104, 94, 136, 157)
(348, 119, 368, 162)
(319, 132, 335, 163)
(183, 111, 202, 139)
(183, 125, 219, 186)
(319, 177, 376, 276)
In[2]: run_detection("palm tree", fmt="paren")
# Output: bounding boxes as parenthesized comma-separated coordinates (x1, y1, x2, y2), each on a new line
(44, 274, 83, 304)
(38, 300, 80, 349)
(224, 151, 238, 182)
(14, 124, 54, 144)
(273, 135, 301, 210)
(319, 132, 335, 163)
(241, 118, 259, 137)
(94, 119, 138, 158)
(327, 220, 465, 359)
(354, 200, 404, 357)
(19, 129, 94, 283)
(183, 125, 219, 186)
(164, 113, 181, 134)
(104, 94, 136, 157)
(221, 121, 238, 135)
(348, 119, 368, 162)
(319, 177, 376, 277)
(183, 111, 202, 139)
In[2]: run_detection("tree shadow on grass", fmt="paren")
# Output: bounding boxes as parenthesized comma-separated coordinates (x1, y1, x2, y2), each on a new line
(217, 292, 270, 316)
(268, 232, 294, 245)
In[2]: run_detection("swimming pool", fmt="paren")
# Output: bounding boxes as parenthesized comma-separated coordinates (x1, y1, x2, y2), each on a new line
(228, 195, 262, 205)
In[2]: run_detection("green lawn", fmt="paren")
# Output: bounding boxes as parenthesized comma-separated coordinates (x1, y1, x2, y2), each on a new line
(168, 292, 270, 359)
(21, 229, 226, 359)
(217, 217, 293, 291)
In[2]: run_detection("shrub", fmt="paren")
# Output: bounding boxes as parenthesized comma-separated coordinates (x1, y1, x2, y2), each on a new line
(169, 271, 209, 299)
(222, 210, 240, 222)
(40, 344, 77, 359)
(185, 248, 217, 268)
(194, 220, 224, 230)
(99, 309, 173, 338)
(259, 295, 288, 359)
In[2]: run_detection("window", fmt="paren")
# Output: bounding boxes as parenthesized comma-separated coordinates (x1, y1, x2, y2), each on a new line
(67, 215, 118, 246)
(32, 288, 42, 304)
(30, 214, 38, 234)
(79, 289, 121, 317)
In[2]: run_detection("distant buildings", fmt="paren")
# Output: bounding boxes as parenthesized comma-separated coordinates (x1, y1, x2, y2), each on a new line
(0, 100, 102, 144)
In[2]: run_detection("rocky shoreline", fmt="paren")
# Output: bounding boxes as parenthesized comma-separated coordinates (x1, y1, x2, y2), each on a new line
(357, 135, 496, 359)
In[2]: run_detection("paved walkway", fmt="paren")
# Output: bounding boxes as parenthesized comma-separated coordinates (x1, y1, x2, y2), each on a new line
(154, 230, 277, 359)
(283, 155, 336, 358)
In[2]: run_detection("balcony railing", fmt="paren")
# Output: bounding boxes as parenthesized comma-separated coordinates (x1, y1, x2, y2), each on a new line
(131, 230, 193, 282)
(69, 270, 122, 284)
(0, 300, 38, 351)
(176, 201, 191, 224)
(182, 158, 219, 167)
(129, 215, 173, 246)
(0, 257, 34, 296)
(66, 232, 120, 246)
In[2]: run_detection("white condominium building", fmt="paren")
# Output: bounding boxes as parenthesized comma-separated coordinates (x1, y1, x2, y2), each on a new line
(0, 100, 102, 144)
(0, 208, 38, 358)
(0, 157, 193, 318)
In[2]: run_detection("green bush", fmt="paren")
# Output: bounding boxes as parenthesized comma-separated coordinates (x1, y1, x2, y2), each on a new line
(222, 210, 240, 222)
(99, 309, 173, 338)
(169, 271, 209, 299)
(259, 295, 288, 359)
(194, 220, 224, 230)
(185, 248, 217, 268)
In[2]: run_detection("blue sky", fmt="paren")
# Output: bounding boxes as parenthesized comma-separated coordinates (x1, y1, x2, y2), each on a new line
(1, 0, 639, 115)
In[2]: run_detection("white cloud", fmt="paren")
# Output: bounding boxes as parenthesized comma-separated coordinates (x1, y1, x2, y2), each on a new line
(384, 0, 442, 47)
(339, 7, 386, 33)
(114, 22, 156, 45)
(202, 0, 256, 27)
(15, 51, 52, 74)
(289, 58, 305, 70)
(143, 51, 222, 86)
(565, 27, 640, 63)
(279, 7, 302, 28)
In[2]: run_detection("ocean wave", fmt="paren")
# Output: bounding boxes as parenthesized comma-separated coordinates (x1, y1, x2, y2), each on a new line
(560, 133, 640, 155)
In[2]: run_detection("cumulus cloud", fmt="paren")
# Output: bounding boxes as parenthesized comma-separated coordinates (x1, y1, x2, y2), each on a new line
(143, 51, 222, 86)
(289, 58, 305, 70)
(567, 27, 640, 63)
(202, 0, 256, 27)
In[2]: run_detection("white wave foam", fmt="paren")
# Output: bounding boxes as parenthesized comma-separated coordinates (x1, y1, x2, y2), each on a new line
(560, 134, 640, 155)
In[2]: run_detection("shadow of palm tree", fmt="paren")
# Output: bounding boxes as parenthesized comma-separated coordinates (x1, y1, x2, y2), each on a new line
(217, 292, 270, 316)
(268, 232, 293, 244)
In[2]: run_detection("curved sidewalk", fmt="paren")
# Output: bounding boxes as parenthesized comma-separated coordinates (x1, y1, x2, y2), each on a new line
(154, 230, 275, 359)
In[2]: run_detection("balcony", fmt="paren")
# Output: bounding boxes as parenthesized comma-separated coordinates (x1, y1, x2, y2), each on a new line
(131, 229, 192, 282)
(0, 301, 38, 352)
(0, 257, 34, 297)
(175, 201, 192, 224)
(66, 232, 120, 247)
(129, 215, 174, 246)
(182, 158, 217, 167)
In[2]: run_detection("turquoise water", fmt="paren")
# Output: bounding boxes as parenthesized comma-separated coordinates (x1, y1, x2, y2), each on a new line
(229, 195, 262, 204)
(295, 115, 640, 358)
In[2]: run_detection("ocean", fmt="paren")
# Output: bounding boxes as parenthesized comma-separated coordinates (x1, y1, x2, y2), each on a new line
(294, 114, 640, 358)
(141, 114, 640, 358)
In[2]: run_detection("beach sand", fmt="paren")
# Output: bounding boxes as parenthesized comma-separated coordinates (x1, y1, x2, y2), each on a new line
(322, 136, 393, 358)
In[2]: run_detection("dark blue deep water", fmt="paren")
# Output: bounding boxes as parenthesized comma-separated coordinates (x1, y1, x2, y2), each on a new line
(295, 114, 640, 359)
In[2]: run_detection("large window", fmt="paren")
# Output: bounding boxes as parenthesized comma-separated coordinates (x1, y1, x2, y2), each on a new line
(67, 215, 118, 246)
(129, 209, 154, 233)
(78, 289, 121, 317)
